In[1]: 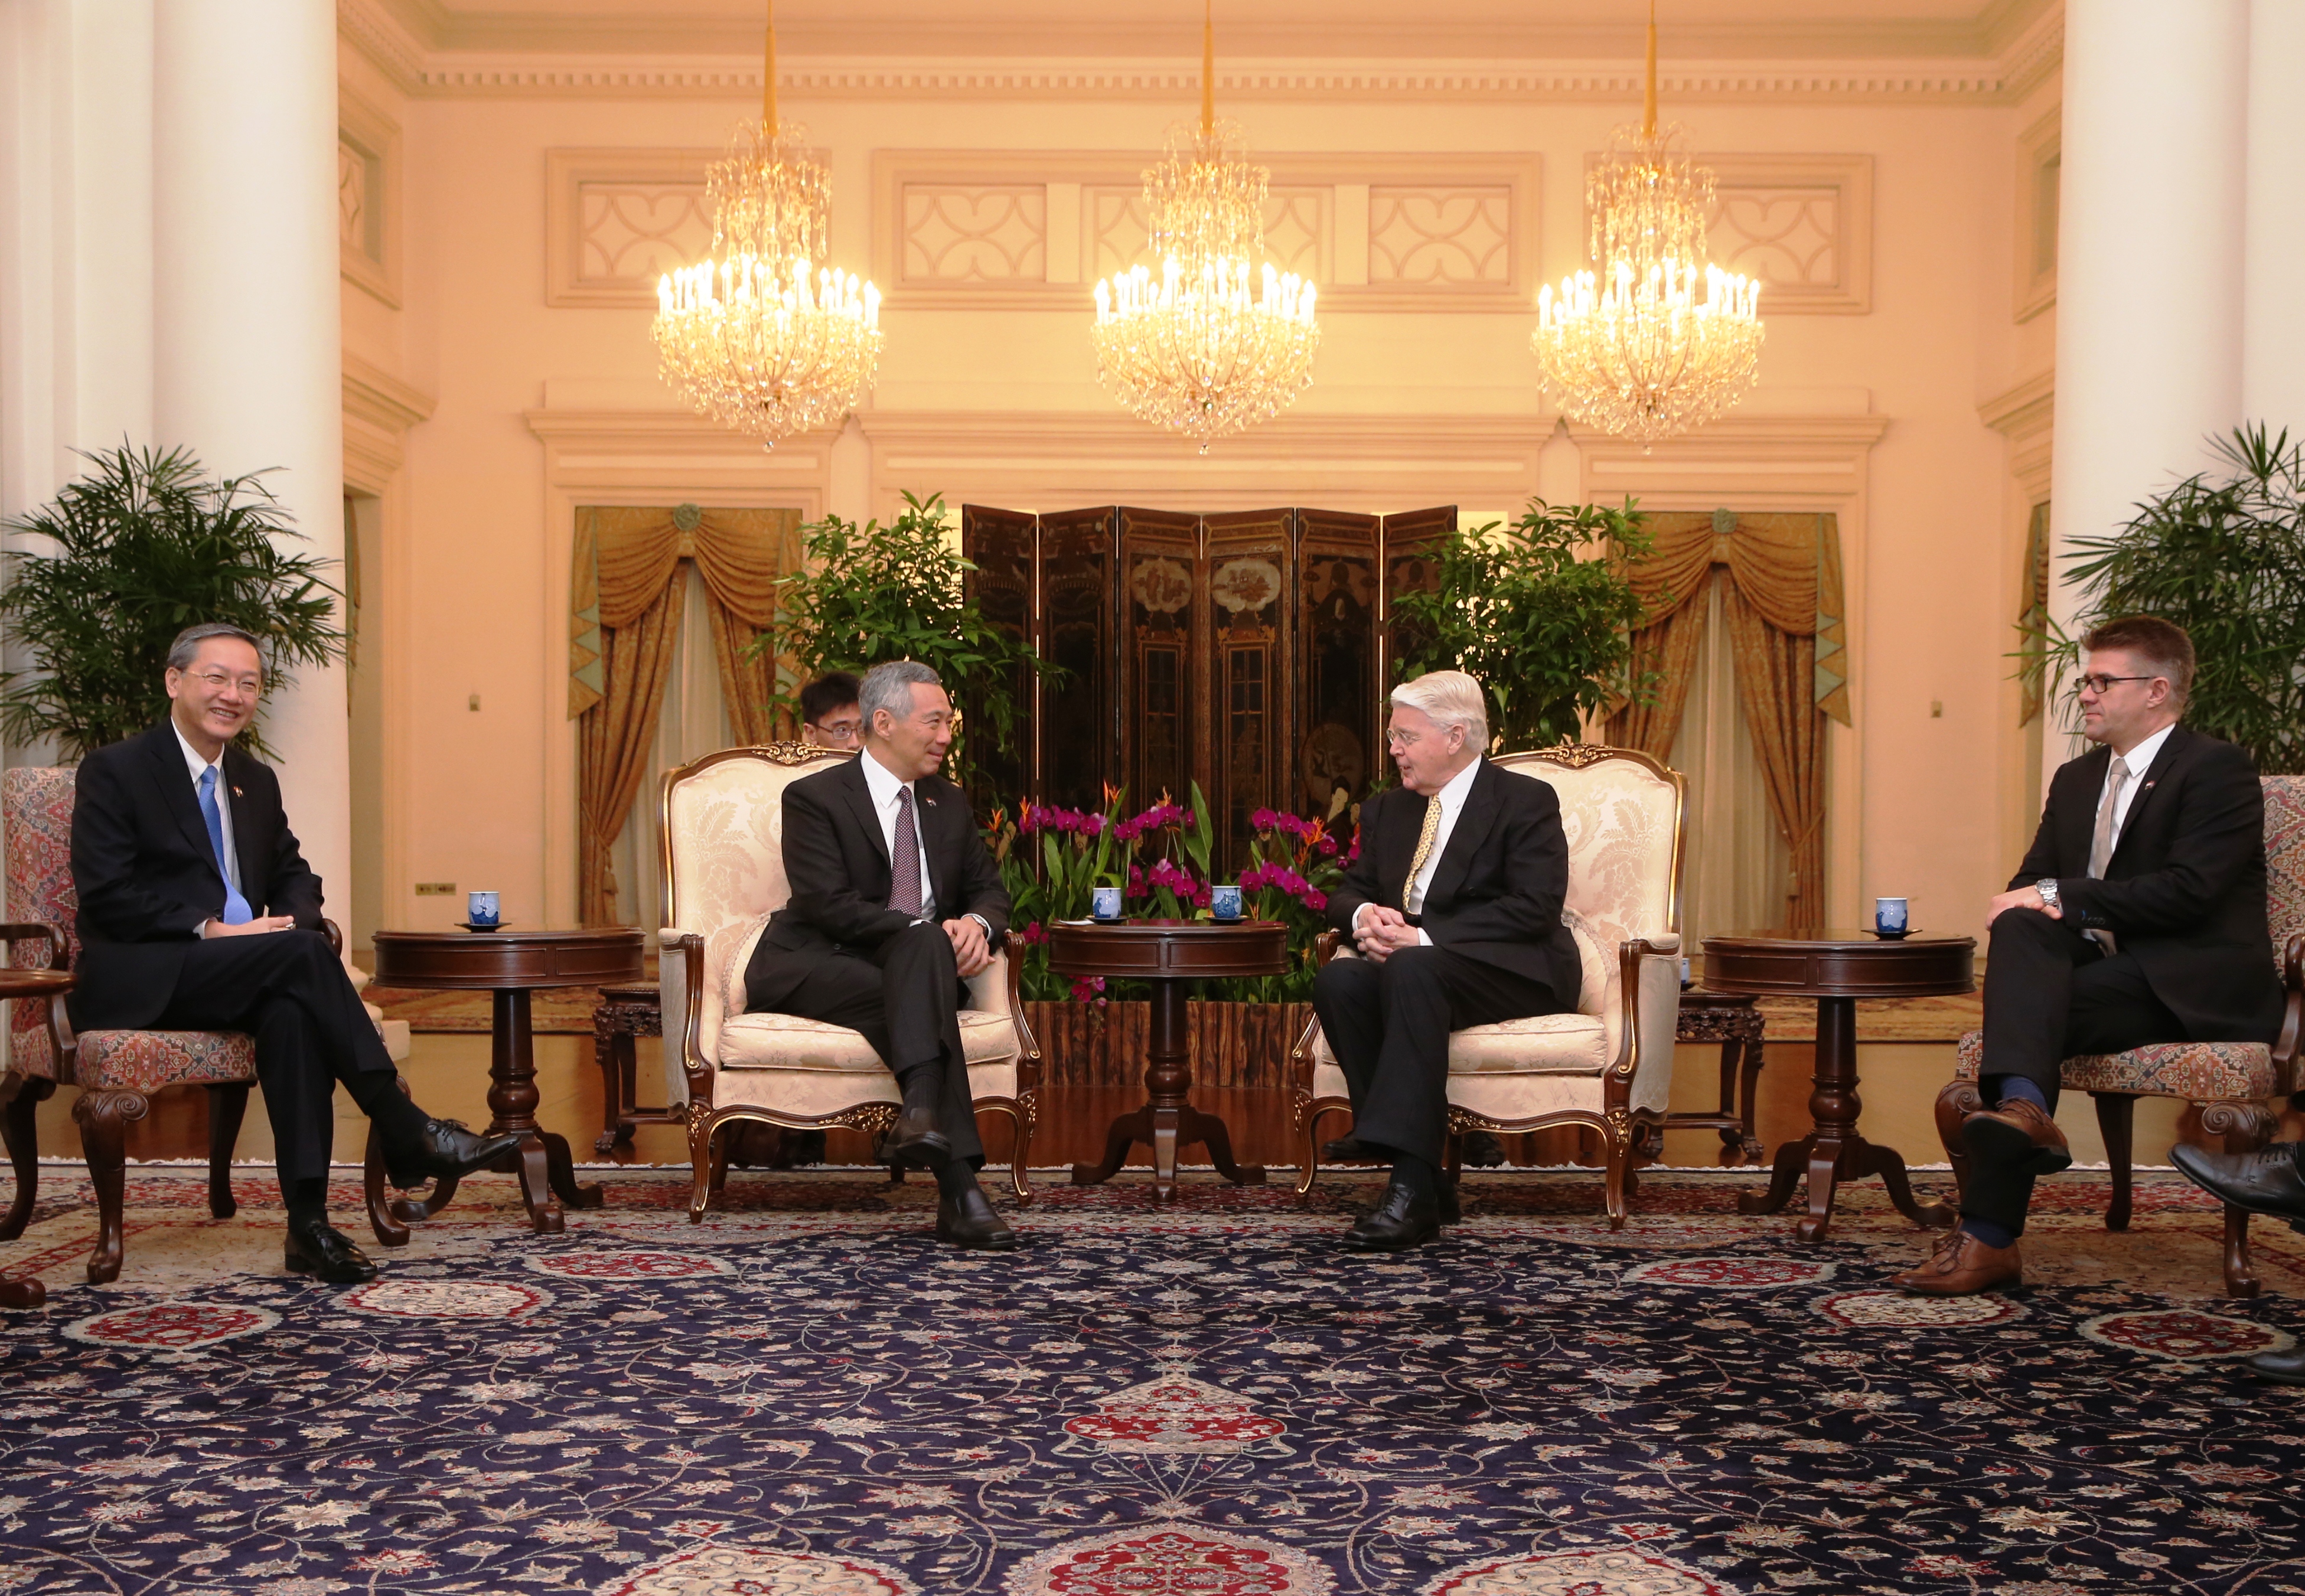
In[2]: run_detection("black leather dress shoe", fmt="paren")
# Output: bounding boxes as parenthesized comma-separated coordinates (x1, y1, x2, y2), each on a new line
(2247, 1346, 2305, 1385)
(285, 1221, 380, 1285)
(388, 1118, 521, 1189)
(935, 1186, 1018, 1251)
(2172, 1141, 2305, 1223)
(1321, 1136, 1385, 1163)
(1340, 1182, 1442, 1252)
(883, 1105, 955, 1173)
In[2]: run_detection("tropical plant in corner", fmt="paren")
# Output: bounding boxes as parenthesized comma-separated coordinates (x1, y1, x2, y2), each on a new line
(2024, 423, 2305, 775)
(0, 443, 345, 761)
(753, 491, 1053, 786)
(1388, 497, 1658, 749)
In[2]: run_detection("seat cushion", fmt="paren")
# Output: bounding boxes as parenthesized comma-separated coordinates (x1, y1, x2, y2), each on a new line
(1954, 1028, 2275, 1101)
(717, 1008, 1020, 1073)
(1314, 1010, 1611, 1076)
(74, 1029, 256, 1094)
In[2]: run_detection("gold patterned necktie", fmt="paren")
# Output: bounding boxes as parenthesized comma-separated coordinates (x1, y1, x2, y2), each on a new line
(2088, 755, 2130, 881)
(1402, 795, 1443, 912)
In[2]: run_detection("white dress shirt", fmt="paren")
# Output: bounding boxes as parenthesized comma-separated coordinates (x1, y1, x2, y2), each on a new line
(173, 724, 240, 895)
(859, 748, 937, 922)
(2098, 722, 2174, 856)
(1356, 755, 1485, 945)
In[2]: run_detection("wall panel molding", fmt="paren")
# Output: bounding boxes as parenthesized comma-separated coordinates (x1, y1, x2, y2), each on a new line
(338, 82, 403, 307)
(544, 148, 718, 309)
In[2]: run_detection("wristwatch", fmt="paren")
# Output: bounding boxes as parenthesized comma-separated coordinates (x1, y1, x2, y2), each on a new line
(2035, 879, 2060, 909)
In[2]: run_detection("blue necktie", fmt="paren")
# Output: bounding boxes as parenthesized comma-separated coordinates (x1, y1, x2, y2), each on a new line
(198, 766, 253, 925)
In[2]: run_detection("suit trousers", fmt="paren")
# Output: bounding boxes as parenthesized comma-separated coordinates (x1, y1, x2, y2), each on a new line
(149, 929, 402, 1188)
(749, 922, 985, 1167)
(1967, 907, 2188, 1232)
(1313, 944, 1564, 1168)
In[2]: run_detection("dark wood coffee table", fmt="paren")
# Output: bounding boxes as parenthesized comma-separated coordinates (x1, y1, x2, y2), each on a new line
(0, 965, 71, 1308)
(1049, 919, 1290, 1203)
(1701, 930, 1975, 1242)
(370, 928, 645, 1235)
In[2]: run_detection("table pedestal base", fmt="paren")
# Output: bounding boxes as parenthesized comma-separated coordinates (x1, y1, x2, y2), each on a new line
(1734, 994, 1955, 1241)
(1070, 981, 1266, 1203)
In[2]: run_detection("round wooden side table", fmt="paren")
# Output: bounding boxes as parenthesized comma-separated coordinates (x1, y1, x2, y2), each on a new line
(1701, 929, 1975, 1242)
(0, 965, 70, 1308)
(1048, 919, 1289, 1203)
(371, 928, 645, 1235)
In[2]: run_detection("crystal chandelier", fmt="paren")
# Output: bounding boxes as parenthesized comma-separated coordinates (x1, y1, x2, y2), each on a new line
(653, 2, 881, 449)
(1092, 0, 1319, 452)
(1531, 2, 1763, 446)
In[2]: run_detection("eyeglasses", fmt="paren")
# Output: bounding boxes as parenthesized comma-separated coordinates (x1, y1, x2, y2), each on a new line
(185, 670, 263, 697)
(2071, 673, 2157, 697)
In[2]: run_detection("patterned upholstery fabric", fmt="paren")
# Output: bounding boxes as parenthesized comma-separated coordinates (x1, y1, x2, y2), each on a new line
(1954, 1028, 2277, 1101)
(657, 747, 1025, 1107)
(1309, 748, 1684, 1119)
(2, 766, 258, 1092)
(1947, 775, 2303, 1109)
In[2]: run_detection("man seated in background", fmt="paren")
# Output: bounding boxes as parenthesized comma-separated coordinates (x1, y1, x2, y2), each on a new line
(799, 671, 862, 751)
(1897, 617, 2284, 1296)
(71, 623, 517, 1284)
(1312, 669, 1581, 1252)
(741, 661, 1016, 1250)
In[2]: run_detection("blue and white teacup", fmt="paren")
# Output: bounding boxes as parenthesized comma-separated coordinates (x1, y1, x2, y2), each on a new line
(1211, 884, 1243, 921)
(1091, 886, 1123, 922)
(468, 890, 501, 927)
(1874, 896, 1909, 938)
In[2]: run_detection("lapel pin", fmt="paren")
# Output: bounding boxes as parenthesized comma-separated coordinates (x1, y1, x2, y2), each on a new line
(922, 795, 937, 807)
(232, 786, 243, 798)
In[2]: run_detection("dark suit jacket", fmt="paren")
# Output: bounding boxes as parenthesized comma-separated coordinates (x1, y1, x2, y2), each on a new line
(1326, 758, 1579, 1002)
(745, 755, 1011, 1013)
(69, 721, 326, 1030)
(2012, 724, 2284, 1043)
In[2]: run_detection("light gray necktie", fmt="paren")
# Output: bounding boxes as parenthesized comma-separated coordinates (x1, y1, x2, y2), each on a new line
(2084, 754, 2128, 953)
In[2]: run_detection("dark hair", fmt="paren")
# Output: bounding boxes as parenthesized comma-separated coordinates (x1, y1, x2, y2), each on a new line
(165, 622, 264, 673)
(799, 671, 860, 726)
(2080, 615, 2196, 708)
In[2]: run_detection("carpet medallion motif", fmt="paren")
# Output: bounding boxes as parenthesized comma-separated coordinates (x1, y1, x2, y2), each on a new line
(2, 1167, 2304, 1594)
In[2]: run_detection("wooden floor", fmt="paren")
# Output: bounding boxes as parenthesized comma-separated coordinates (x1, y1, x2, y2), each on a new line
(17, 1030, 2225, 1190)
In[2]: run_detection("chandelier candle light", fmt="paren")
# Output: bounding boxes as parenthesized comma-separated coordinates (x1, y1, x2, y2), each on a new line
(1091, 0, 1321, 452)
(652, 1, 882, 448)
(1531, 2, 1763, 446)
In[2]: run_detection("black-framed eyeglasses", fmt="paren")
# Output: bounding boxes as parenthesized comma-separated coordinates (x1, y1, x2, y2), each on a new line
(2070, 673, 2156, 697)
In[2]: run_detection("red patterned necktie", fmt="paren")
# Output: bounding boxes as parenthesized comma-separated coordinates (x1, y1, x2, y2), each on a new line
(889, 786, 923, 916)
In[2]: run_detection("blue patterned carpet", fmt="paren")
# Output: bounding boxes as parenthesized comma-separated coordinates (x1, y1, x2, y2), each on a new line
(3, 1166, 2304, 1595)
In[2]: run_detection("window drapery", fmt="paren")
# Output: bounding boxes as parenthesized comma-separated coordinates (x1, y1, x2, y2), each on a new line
(569, 503, 803, 926)
(1607, 509, 1851, 932)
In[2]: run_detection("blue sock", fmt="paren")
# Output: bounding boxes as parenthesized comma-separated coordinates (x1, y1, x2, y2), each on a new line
(1985, 1075, 2049, 1112)
(1960, 1216, 2017, 1249)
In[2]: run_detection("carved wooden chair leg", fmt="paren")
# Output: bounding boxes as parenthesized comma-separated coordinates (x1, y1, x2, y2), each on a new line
(2091, 1092, 2135, 1232)
(686, 1114, 718, 1223)
(1293, 1104, 1334, 1202)
(205, 1082, 249, 1220)
(1934, 1079, 1981, 1203)
(1007, 1098, 1036, 1207)
(0, 1073, 52, 1241)
(2203, 1101, 2277, 1300)
(72, 1088, 146, 1285)
(1602, 1122, 1634, 1231)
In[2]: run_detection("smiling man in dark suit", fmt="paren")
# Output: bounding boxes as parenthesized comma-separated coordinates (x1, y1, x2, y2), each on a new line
(1897, 616, 2285, 1296)
(1313, 669, 1580, 1252)
(71, 623, 517, 1284)
(741, 660, 1016, 1250)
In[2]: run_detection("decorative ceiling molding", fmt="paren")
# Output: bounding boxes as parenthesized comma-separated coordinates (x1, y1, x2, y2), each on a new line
(341, 0, 2063, 106)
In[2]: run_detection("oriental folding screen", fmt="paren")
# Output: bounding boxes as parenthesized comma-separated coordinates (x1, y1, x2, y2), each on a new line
(960, 504, 1455, 869)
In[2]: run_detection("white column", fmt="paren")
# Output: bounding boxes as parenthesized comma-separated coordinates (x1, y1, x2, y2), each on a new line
(2245, 0, 2305, 429)
(2047, 1, 2248, 788)
(152, 0, 350, 919)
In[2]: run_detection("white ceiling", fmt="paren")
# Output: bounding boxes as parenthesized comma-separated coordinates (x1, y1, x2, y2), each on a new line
(372, 0, 2058, 63)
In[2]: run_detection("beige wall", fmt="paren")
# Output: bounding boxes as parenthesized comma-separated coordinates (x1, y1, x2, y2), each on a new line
(340, 32, 2058, 944)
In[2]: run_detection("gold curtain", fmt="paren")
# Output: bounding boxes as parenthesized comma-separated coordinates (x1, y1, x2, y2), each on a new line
(569, 504, 802, 925)
(1608, 508, 1849, 931)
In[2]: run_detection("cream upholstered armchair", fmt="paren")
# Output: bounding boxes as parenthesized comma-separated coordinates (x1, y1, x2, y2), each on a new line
(1291, 744, 1687, 1226)
(656, 745, 1040, 1220)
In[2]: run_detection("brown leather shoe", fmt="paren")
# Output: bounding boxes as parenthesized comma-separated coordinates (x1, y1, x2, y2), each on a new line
(1962, 1097, 2072, 1173)
(1892, 1228, 2022, 1295)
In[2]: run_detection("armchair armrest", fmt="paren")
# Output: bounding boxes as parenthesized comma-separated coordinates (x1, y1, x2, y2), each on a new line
(0, 922, 66, 970)
(1313, 929, 1342, 967)
(1609, 936, 1683, 1102)
(2277, 933, 2303, 1093)
(658, 929, 709, 1111)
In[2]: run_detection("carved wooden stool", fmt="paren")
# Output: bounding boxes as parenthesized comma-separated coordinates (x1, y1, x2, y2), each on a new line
(1663, 987, 1768, 1165)
(592, 982, 677, 1155)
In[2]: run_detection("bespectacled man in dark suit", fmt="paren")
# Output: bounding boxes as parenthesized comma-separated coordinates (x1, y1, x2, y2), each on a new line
(1313, 668, 1581, 1251)
(1897, 615, 2285, 1297)
(741, 660, 1017, 1250)
(70, 623, 517, 1284)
